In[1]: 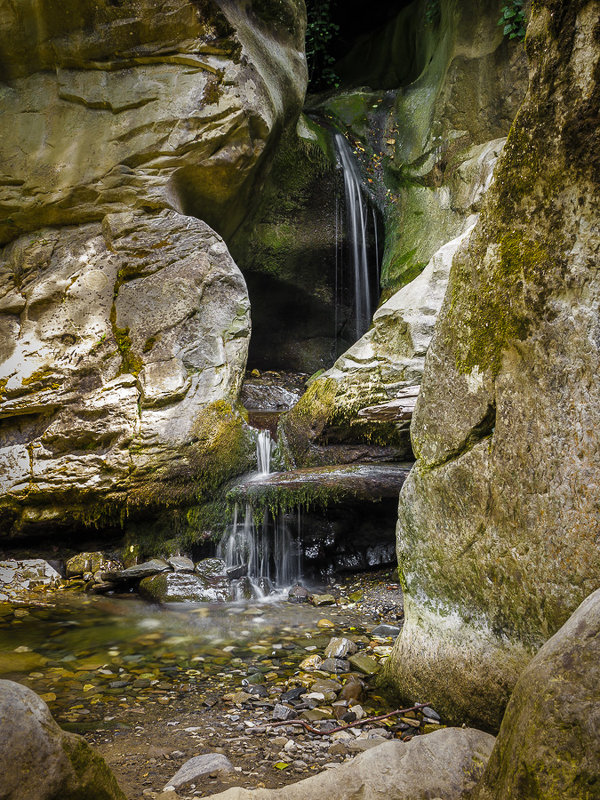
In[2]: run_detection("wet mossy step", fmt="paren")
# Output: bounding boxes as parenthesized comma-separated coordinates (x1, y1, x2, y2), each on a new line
(228, 462, 413, 513)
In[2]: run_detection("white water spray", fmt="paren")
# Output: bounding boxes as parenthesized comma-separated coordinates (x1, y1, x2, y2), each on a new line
(335, 132, 373, 339)
(217, 428, 302, 597)
(256, 429, 272, 475)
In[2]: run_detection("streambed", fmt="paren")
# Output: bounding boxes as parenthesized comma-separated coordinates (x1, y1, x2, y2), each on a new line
(0, 570, 409, 798)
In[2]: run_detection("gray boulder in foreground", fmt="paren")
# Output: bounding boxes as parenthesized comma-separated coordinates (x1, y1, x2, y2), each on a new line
(475, 588, 600, 800)
(0, 679, 125, 800)
(202, 727, 495, 800)
(164, 753, 234, 792)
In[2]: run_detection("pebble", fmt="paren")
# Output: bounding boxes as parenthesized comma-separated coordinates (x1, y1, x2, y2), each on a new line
(348, 653, 380, 675)
(371, 624, 401, 638)
(163, 753, 234, 792)
(320, 658, 350, 674)
(311, 595, 336, 607)
(316, 618, 335, 628)
(272, 704, 297, 721)
(324, 637, 358, 659)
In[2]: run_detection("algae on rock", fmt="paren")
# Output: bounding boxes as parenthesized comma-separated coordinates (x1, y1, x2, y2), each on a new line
(384, 0, 600, 730)
(228, 115, 345, 373)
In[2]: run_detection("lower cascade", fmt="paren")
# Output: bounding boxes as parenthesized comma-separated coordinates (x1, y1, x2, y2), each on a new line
(217, 428, 302, 598)
(217, 502, 302, 599)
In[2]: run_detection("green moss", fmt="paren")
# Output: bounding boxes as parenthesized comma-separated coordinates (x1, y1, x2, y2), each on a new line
(185, 497, 231, 544)
(113, 325, 143, 377)
(142, 335, 159, 353)
(227, 476, 356, 521)
(61, 733, 126, 800)
(128, 400, 254, 511)
(230, 120, 336, 285)
(279, 374, 408, 466)
(451, 231, 549, 375)
(20, 367, 54, 387)
(279, 377, 338, 466)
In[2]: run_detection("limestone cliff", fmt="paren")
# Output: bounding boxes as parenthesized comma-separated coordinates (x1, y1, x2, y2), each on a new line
(385, 0, 600, 729)
(0, 0, 307, 537)
(280, 0, 526, 466)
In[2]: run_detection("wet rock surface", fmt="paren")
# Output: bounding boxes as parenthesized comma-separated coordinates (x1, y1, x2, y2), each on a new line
(0, 560, 61, 602)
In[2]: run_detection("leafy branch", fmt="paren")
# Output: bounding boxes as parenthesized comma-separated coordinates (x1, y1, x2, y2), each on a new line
(499, 0, 526, 41)
(305, 0, 340, 90)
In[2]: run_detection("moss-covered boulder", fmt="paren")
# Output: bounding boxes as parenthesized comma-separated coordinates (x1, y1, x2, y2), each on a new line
(384, 0, 600, 729)
(475, 589, 600, 800)
(0, 679, 125, 800)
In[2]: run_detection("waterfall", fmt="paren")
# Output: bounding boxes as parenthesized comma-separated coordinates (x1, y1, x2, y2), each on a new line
(217, 428, 302, 597)
(335, 132, 375, 339)
(218, 503, 302, 599)
(256, 429, 272, 475)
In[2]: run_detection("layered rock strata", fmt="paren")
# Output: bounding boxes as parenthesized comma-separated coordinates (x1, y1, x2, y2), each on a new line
(0, 0, 307, 535)
(385, 0, 600, 729)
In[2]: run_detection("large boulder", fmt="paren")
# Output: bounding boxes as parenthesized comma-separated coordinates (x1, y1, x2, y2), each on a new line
(0, 0, 307, 537)
(200, 728, 495, 800)
(0, 679, 126, 800)
(384, 0, 600, 729)
(0, 211, 252, 534)
(475, 588, 600, 800)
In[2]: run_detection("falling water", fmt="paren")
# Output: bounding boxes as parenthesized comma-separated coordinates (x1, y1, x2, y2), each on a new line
(256, 429, 272, 475)
(335, 132, 373, 339)
(218, 503, 302, 599)
(217, 428, 302, 597)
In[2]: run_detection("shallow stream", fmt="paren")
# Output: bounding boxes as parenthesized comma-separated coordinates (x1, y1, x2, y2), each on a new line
(0, 576, 401, 733)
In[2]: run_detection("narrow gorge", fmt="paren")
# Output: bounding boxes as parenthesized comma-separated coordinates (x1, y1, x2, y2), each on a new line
(0, 1, 598, 799)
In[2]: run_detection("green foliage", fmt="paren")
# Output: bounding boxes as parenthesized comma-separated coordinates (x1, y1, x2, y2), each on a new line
(305, 0, 340, 90)
(424, 0, 440, 26)
(499, 0, 526, 41)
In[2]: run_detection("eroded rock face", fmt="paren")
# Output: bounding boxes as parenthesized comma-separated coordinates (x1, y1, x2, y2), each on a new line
(279, 136, 504, 468)
(0, 0, 307, 536)
(385, 0, 600, 729)
(0, 679, 126, 800)
(0, 211, 251, 533)
(475, 589, 600, 800)
(0, 0, 307, 244)
(279, 219, 480, 466)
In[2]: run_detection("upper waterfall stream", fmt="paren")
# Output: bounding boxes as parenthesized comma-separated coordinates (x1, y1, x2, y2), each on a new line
(334, 132, 379, 340)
